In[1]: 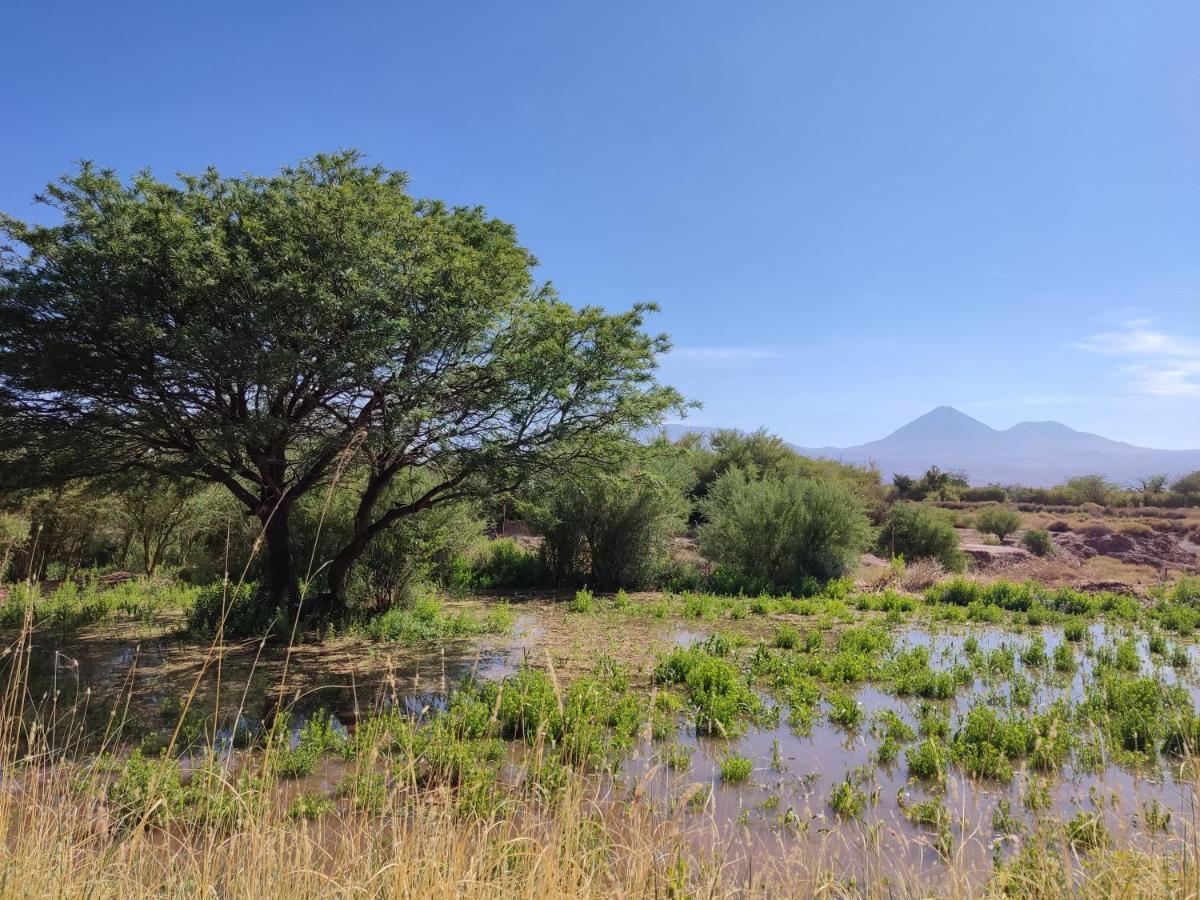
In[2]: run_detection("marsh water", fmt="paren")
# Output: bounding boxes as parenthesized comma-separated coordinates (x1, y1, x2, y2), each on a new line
(35, 606, 1200, 880)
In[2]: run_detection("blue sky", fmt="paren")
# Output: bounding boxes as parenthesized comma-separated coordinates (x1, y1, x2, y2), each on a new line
(3, 2, 1198, 447)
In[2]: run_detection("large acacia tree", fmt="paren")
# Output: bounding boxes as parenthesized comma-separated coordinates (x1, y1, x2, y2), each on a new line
(0, 152, 682, 612)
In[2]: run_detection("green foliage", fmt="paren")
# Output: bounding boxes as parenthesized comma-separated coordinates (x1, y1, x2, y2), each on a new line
(106, 751, 185, 827)
(274, 709, 348, 778)
(1066, 812, 1110, 852)
(296, 475, 488, 609)
(568, 587, 596, 613)
(974, 506, 1022, 543)
(1020, 529, 1054, 556)
(1063, 475, 1121, 505)
(362, 592, 512, 643)
(523, 448, 692, 590)
(893, 466, 970, 502)
(698, 469, 873, 591)
(467, 539, 544, 590)
(719, 754, 753, 783)
(1170, 470, 1200, 498)
(187, 581, 287, 639)
(907, 738, 949, 783)
(828, 776, 866, 818)
(772, 624, 802, 650)
(888, 646, 970, 699)
(880, 502, 964, 571)
(1053, 641, 1075, 672)
(686, 429, 884, 509)
(0, 152, 683, 610)
(827, 694, 864, 730)
(653, 646, 763, 736)
(287, 792, 336, 821)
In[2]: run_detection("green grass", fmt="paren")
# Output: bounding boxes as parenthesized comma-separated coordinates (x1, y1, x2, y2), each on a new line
(719, 754, 753, 783)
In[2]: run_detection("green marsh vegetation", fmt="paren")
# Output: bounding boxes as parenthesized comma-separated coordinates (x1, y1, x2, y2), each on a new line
(3, 154, 1200, 896)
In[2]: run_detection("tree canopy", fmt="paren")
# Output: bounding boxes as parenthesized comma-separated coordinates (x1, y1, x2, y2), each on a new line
(0, 152, 682, 611)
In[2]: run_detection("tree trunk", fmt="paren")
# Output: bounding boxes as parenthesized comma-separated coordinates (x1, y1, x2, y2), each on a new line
(262, 504, 301, 610)
(326, 538, 364, 613)
(118, 529, 133, 570)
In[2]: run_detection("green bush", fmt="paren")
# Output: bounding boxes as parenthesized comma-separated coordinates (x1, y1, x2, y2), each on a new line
(698, 469, 873, 591)
(974, 506, 1022, 543)
(293, 473, 487, 608)
(524, 451, 692, 590)
(1020, 529, 1053, 556)
(880, 502, 965, 571)
(187, 581, 288, 639)
(468, 539, 543, 589)
(719, 754, 753, 783)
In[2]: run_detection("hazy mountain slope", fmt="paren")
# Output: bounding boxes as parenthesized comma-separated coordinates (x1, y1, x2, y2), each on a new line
(663, 407, 1200, 486)
(797, 406, 1200, 485)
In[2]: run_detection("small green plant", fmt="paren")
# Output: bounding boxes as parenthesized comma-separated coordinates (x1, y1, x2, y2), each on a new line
(907, 739, 948, 784)
(1020, 529, 1053, 556)
(287, 791, 336, 821)
(828, 776, 866, 818)
(904, 798, 953, 856)
(1053, 641, 1075, 673)
(827, 694, 863, 731)
(1021, 635, 1048, 667)
(1066, 811, 1110, 852)
(773, 624, 802, 650)
(568, 587, 596, 613)
(1141, 798, 1172, 833)
(719, 754, 753, 783)
(662, 744, 693, 771)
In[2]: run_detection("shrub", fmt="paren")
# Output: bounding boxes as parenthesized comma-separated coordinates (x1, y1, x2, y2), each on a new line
(524, 453, 692, 590)
(975, 506, 1021, 543)
(773, 625, 802, 650)
(828, 777, 866, 818)
(1064, 475, 1121, 506)
(880, 503, 965, 572)
(698, 469, 873, 591)
(187, 581, 287, 639)
(719, 754, 753, 783)
(1020, 529, 1053, 557)
(470, 539, 543, 589)
(567, 587, 596, 613)
(925, 577, 981, 607)
(1046, 519, 1071, 532)
(907, 739, 948, 783)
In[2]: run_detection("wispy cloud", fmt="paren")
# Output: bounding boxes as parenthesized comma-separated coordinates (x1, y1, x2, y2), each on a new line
(666, 346, 787, 365)
(1071, 320, 1200, 397)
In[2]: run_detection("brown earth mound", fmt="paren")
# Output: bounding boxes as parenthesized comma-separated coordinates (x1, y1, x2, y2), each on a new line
(1054, 528, 1197, 570)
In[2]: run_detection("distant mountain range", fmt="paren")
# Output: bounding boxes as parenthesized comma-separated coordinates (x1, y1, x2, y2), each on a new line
(660, 406, 1200, 487)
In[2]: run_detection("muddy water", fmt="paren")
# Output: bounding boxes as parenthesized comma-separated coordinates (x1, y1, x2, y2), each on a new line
(616, 621, 1200, 876)
(35, 605, 1200, 880)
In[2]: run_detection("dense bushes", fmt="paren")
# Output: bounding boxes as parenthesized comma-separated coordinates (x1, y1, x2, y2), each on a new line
(458, 539, 543, 590)
(187, 581, 287, 638)
(523, 451, 692, 590)
(698, 469, 873, 592)
(880, 502, 964, 571)
(293, 473, 487, 610)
